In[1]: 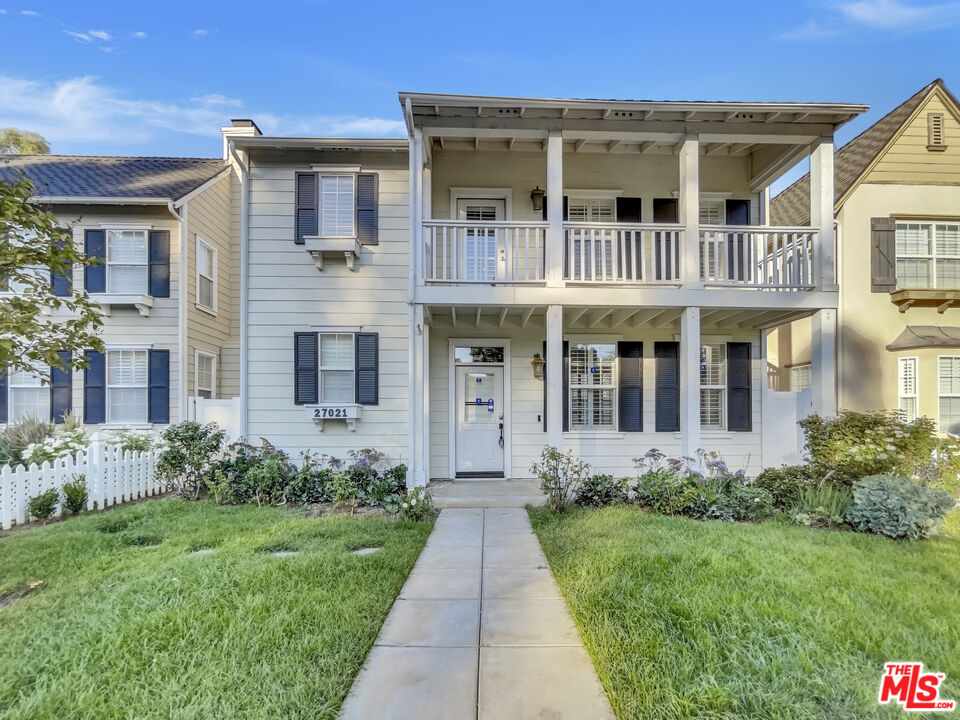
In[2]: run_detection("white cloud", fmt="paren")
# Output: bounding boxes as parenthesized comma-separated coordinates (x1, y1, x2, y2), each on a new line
(20, 9, 38, 15)
(192, 28, 208, 38)
(0, 10, 7, 15)
(88, 29, 111, 40)
(132, 31, 146, 38)
(785, 0, 960, 38)
(779, 19, 843, 39)
(0, 74, 406, 146)
(64, 29, 91, 42)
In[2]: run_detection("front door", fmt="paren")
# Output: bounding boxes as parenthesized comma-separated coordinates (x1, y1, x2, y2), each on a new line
(455, 365, 504, 475)
(456, 198, 505, 281)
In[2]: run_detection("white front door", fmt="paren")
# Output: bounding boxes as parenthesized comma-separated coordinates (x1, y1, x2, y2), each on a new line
(456, 198, 505, 281)
(455, 365, 504, 474)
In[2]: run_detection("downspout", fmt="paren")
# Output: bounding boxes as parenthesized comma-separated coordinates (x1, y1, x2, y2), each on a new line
(834, 218, 843, 411)
(167, 200, 189, 423)
(230, 141, 251, 441)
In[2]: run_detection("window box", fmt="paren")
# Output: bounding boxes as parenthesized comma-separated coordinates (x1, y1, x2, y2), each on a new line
(303, 236, 362, 272)
(89, 293, 154, 317)
(304, 403, 362, 431)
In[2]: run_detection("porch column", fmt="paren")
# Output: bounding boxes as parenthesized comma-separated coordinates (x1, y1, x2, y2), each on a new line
(810, 138, 836, 289)
(679, 306, 701, 459)
(546, 131, 564, 287)
(410, 304, 428, 487)
(811, 309, 837, 417)
(678, 135, 702, 288)
(545, 304, 564, 448)
(413, 128, 425, 288)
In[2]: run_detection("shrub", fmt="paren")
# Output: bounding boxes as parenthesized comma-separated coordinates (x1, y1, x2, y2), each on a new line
(27, 489, 59, 523)
(61, 475, 88, 515)
(284, 453, 334, 505)
(790, 485, 853, 529)
(0, 417, 52, 466)
(756, 465, 818, 510)
(398, 486, 434, 521)
(330, 472, 359, 514)
(634, 450, 702, 516)
(531, 445, 591, 512)
(846, 474, 954, 540)
(157, 422, 226, 499)
(706, 482, 775, 522)
(108, 429, 156, 453)
(575, 474, 629, 507)
(22, 413, 88, 465)
(243, 443, 296, 506)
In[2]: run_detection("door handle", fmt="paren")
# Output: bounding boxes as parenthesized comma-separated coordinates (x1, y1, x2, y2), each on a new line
(498, 421, 504, 448)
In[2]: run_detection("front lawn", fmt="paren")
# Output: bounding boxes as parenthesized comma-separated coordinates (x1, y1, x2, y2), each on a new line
(529, 507, 960, 720)
(0, 499, 433, 720)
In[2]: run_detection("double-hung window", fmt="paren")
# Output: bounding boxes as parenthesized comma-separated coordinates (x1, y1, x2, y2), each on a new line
(896, 222, 960, 289)
(938, 356, 960, 435)
(568, 342, 616, 429)
(319, 175, 356, 238)
(196, 352, 216, 400)
(700, 344, 726, 429)
(107, 349, 149, 424)
(789, 363, 811, 392)
(8, 361, 50, 422)
(318, 333, 355, 403)
(567, 197, 615, 223)
(107, 229, 149, 293)
(196, 238, 216, 312)
(898, 357, 918, 422)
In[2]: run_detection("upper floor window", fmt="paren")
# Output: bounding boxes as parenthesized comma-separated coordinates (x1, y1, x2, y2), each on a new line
(567, 198, 614, 223)
(196, 238, 217, 312)
(568, 342, 616, 429)
(895, 222, 960, 289)
(700, 344, 726, 429)
(8, 361, 49, 423)
(107, 230, 149, 294)
(320, 175, 356, 238)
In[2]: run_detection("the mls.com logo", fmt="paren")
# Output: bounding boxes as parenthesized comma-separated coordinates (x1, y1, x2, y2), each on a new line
(879, 663, 956, 712)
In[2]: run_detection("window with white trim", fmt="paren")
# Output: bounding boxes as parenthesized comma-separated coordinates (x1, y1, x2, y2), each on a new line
(789, 363, 811, 392)
(107, 349, 148, 424)
(567, 198, 615, 223)
(8, 361, 49, 422)
(319, 333, 354, 403)
(699, 198, 725, 225)
(196, 351, 216, 400)
(568, 342, 616, 429)
(898, 356, 918, 422)
(938, 356, 960, 435)
(196, 238, 216, 312)
(895, 222, 960, 289)
(2, 230, 49, 294)
(700, 344, 726, 429)
(107, 229, 149, 293)
(319, 175, 356, 238)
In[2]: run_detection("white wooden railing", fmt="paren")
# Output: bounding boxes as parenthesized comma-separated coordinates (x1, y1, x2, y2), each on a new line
(564, 223, 683, 284)
(699, 226, 818, 289)
(0, 438, 164, 529)
(424, 220, 547, 283)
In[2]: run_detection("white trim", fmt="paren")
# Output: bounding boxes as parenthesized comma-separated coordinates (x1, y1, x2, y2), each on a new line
(311, 164, 362, 173)
(563, 188, 622, 199)
(566, 338, 618, 431)
(897, 355, 918, 422)
(104, 348, 150, 426)
(172, 167, 232, 208)
(310, 325, 363, 333)
(448, 187, 514, 221)
(195, 235, 218, 314)
(938, 355, 960, 435)
(98, 223, 153, 230)
(194, 349, 217, 400)
(177, 203, 188, 424)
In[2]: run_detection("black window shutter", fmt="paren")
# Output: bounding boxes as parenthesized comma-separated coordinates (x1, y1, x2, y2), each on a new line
(618, 342, 643, 432)
(148, 349, 170, 424)
(871, 217, 897, 292)
(0, 368, 7, 424)
(294, 332, 318, 404)
(356, 173, 379, 245)
(561, 197, 570, 278)
(355, 333, 379, 405)
(653, 198, 678, 223)
(562, 340, 569, 432)
(50, 350, 72, 424)
(83, 349, 106, 424)
(653, 199, 678, 282)
(148, 230, 170, 298)
(84, 230, 106, 293)
(295, 172, 318, 244)
(616, 197, 643, 223)
(727, 342, 752, 431)
(725, 199, 750, 225)
(654, 342, 680, 432)
(51, 237, 72, 297)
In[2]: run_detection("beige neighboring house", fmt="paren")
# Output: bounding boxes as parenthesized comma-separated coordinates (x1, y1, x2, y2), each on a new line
(0, 153, 236, 431)
(770, 79, 960, 434)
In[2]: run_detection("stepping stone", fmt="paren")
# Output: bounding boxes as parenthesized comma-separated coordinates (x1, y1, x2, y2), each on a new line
(352, 547, 380, 556)
(191, 548, 216, 555)
(271, 551, 299, 557)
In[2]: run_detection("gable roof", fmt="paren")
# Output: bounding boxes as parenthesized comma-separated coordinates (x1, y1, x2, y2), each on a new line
(770, 79, 954, 226)
(0, 155, 226, 203)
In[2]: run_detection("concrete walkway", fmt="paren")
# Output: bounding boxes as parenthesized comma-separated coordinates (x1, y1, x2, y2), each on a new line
(339, 508, 616, 720)
(428, 479, 547, 509)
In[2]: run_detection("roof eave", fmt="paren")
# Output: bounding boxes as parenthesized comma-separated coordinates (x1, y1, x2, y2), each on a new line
(29, 196, 175, 205)
(230, 136, 408, 151)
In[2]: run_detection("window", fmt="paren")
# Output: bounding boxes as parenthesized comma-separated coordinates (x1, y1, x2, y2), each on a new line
(700, 344, 726, 429)
(568, 342, 616, 429)
(320, 175, 355, 237)
(898, 357, 918, 422)
(567, 198, 615, 223)
(196, 352, 216, 400)
(8, 361, 49, 422)
(928, 112, 947, 151)
(895, 222, 960, 289)
(106, 229, 148, 293)
(463, 204, 498, 281)
(939, 356, 960, 435)
(699, 199, 725, 225)
(196, 238, 216, 312)
(319, 333, 354, 403)
(107, 349, 148, 424)
(789, 364, 811, 392)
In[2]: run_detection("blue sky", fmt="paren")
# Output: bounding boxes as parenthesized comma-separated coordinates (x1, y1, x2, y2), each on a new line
(0, 0, 956, 192)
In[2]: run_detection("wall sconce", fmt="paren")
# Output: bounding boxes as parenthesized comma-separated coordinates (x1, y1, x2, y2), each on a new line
(530, 186, 545, 212)
(531, 352, 546, 380)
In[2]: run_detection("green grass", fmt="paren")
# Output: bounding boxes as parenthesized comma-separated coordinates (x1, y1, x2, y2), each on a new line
(529, 506, 960, 720)
(0, 498, 433, 720)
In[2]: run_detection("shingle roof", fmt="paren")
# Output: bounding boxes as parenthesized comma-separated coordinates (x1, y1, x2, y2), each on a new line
(770, 79, 945, 226)
(0, 155, 226, 202)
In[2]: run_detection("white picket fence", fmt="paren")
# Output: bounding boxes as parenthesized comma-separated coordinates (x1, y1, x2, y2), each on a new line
(0, 438, 166, 529)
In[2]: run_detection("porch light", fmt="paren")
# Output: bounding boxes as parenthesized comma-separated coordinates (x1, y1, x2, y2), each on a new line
(530, 186, 545, 212)
(531, 352, 546, 380)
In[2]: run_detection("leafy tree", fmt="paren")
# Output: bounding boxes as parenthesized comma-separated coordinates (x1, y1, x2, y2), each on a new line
(0, 177, 103, 376)
(0, 129, 50, 155)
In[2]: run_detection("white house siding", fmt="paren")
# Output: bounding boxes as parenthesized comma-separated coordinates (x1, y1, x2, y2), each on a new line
(219, 161, 245, 399)
(244, 150, 411, 463)
(428, 322, 763, 481)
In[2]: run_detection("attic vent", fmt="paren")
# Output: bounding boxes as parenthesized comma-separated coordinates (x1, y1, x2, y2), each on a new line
(611, 111, 636, 118)
(497, 108, 521, 116)
(730, 113, 757, 121)
(927, 113, 947, 151)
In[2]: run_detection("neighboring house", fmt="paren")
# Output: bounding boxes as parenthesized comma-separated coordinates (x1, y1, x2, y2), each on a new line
(0, 153, 233, 431)
(229, 92, 866, 484)
(770, 79, 960, 435)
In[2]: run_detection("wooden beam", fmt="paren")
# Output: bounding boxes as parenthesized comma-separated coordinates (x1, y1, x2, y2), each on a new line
(684, 111, 697, 121)
(639, 141, 656, 154)
(765, 112, 782, 123)
(729, 143, 756, 155)
(749, 144, 811, 192)
(574, 138, 588, 153)
(737, 310, 786, 329)
(498, 307, 509, 327)
(705, 142, 732, 156)
(651, 309, 682, 328)
(602, 108, 613, 119)
(474, 136, 479, 151)
(475, 307, 482, 328)
(521, 307, 535, 327)
(423, 305, 433, 326)
(630, 308, 664, 327)
(589, 308, 615, 327)
(507, 137, 516, 150)
(607, 140, 623, 152)
(701, 309, 746, 327)
(938, 299, 956, 314)
(566, 307, 589, 326)
(610, 308, 641, 327)
(451, 306, 457, 327)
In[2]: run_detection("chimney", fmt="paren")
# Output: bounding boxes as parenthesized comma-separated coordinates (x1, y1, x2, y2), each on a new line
(220, 118, 262, 160)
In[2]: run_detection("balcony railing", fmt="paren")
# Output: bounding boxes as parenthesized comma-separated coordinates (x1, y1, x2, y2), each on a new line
(699, 226, 817, 290)
(424, 220, 546, 283)
(564, 223, 682, 284)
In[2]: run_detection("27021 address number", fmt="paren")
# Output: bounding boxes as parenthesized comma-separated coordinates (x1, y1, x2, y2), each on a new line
(308, 406, 360, 420)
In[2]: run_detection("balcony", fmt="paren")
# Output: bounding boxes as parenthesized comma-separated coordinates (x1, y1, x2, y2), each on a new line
(425, 220, 547, 283)
(699, 226, 818, 290)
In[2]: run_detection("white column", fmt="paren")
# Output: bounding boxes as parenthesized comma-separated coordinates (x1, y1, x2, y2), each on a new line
(680, 307, 701, 459)
(420, 320, 430, 483)
(678, 135, 702, 288)
(545, 304, 563, 449)
(410, 304, 428, 487)
(546, 131, 564, 287)
(413, 129, 425, 288)
(811, 138, 835, 289)
(811, 309, 837, 417)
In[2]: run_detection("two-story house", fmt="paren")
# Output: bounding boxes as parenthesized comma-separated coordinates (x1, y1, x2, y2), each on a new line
(229, 92, 866, 485)
(0, 153, 234, 431)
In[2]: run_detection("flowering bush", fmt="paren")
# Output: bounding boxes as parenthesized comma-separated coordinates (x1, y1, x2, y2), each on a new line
(157, 421, 226, 499)
(398, 487, 434, 521)
(531, 445, 591, 512)
(107, 429, 161, 454)
(22, 415, 88, 465)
